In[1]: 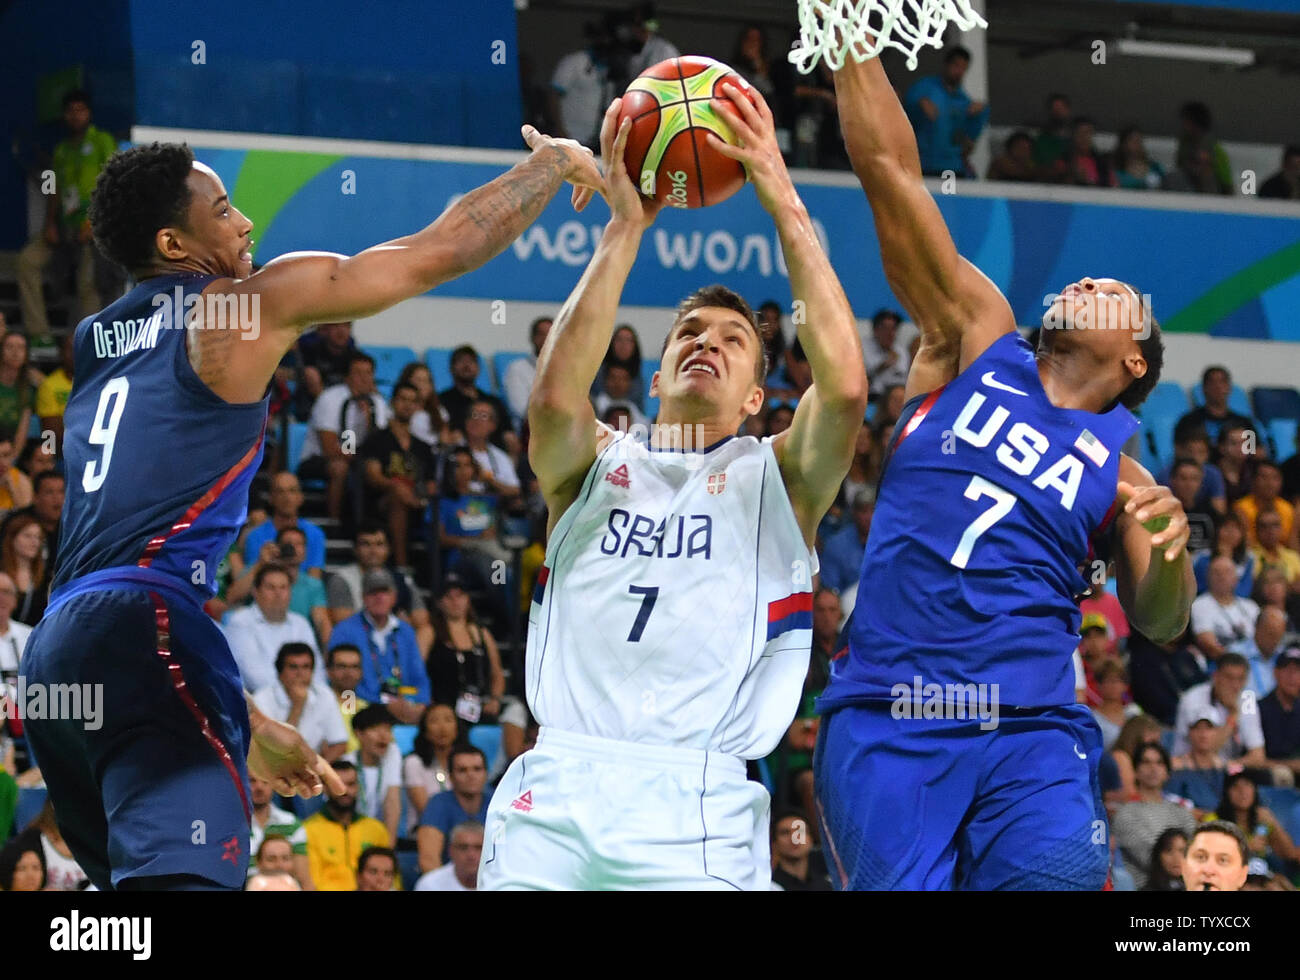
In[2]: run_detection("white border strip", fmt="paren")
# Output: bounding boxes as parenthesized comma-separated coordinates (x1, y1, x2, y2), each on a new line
(132, 125, 1300, 219)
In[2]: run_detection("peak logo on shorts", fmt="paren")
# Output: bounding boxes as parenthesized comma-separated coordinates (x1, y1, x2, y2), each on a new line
(511, 790, 534, 813)
(605, 464, 631, 489)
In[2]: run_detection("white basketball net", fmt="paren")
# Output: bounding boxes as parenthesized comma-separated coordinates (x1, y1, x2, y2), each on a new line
(789, 0, 987, 74)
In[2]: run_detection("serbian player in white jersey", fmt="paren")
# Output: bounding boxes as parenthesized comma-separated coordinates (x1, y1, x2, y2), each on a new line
(478, 91, 867, 889)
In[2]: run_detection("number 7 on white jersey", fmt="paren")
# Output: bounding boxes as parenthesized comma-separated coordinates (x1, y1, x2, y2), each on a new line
(949, 475, 1016, 569)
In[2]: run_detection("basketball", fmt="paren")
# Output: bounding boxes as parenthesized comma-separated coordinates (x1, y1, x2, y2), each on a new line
(618, 55, 753, 209)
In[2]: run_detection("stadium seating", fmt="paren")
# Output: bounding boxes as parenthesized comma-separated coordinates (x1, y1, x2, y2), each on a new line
(363, 345, 418, 400)
(1251, 387, 1300, 424)
(467, 723, 502, 773)
(1258, 786, 1300, 846)
(391, 724, 418, 757)
(13, 786, 47, 834)
(1135, 381, 1191, 473)
(1191, 381, 1253, 418)
(285, 420, 322, 486)
(1267, 418, 1298, 462)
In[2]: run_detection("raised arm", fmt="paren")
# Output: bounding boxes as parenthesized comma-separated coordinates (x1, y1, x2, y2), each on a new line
(529, 101, 660, 538)
(1111, 456, 1197, 644)
(833, 54, 1014, 400)
(196, 130, 604, 404)
(711, 85, 868, 547)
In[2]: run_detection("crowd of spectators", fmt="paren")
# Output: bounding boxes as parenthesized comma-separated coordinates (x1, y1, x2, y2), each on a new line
(535, 12, 1299, 200)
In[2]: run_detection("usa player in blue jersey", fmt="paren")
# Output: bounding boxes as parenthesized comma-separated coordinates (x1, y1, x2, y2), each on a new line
(20, 132, 603, 890)
(813, 54, 1197, 890)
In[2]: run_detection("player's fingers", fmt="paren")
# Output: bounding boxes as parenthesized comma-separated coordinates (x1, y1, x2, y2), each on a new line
(574, 186, 594, 212)
(610, 117, 632, 174)
(600, 98, 622, 161)
(521, 124, 545, 151)
(1134, 493, 1178, 522)
(272, 776, 296, 796)
(706, 132, 748, 162)
(317, 756, 346, 797)
(721, 81, 764, 130)
(710, 97, 756, 146)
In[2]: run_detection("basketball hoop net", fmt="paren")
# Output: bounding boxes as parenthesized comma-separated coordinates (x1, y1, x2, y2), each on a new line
(789, 0, 987, 74)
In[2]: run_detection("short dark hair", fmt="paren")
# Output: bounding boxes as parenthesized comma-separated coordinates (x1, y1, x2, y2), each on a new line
(769, 808, 810, 840)
(1119, 301, 1164, 410)
(1006, 130, 1033, 151)
(450, 344, 479, 365)
(1284, 144, 1300, 163)
(1134, 741, 1171, 771)
(351, 703, 396, 732)
(62, 88, 91, 109)
(1173, 418, 1210, 446)
(1217, 652, 1249, 673)
(326, 644, 362, 667)
(391, 381, 420, 402)
(872, 308, 902, 330)
(529, 316, 552, 337)
(274, 642, 316, 674)
(1201, 365, 1229, 389)
(275, 524, 306, 545)
(944, 45, 971, 64)
(330, 759, 357, 776)
(1180, 101, 1213, 132)
(32, 470, 64, 494)
(1047, 92, 1070, 108)
(450, 743, 488, 770)
(346, 351, 376, 372)
(1190, 820, 1249, 865)
(1072, 115, 1096, 131)
(353, 519, 388, 544)
(89, 142, 195, 274)
(253, 561, 292, 589)
(758, 300, 782, 317)
(662, 284, 767, 385)
(1171, 457, 1202, 477)
(357, 845, 397, 876)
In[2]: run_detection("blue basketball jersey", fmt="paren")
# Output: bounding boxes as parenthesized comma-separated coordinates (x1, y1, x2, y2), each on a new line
(51, 273, 269, 601)
(822, 331, 1139, 710)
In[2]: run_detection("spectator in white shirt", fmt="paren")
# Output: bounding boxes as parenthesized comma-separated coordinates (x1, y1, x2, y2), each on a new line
(1173, 652, 1266, 765)
(1240, 606, 1288, 698)
(862, 309, 912, 397)
(414, 821, 482, 891)
(464, 399, 520, 500)
(1190, 556, 1260, 663)
(298, 352, 391, 522)
(549, 25, 614, 149)
(252, 642, 349, 763)
(346, 703, 403, 845)
(224, 563, 323, 695)
(0, 571, 32, 680)
(502, 317, 552, 427)
(592, 364, 649, 429)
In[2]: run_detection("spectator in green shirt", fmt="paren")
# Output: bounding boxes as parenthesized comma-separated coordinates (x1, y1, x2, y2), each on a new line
(1032, 92, 1074, 182)
(1170, 101, 1233, 195)
(17, 89, 124, 335)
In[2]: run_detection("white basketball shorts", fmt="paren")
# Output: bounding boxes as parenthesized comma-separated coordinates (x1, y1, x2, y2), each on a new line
(477, 727, 772, 890)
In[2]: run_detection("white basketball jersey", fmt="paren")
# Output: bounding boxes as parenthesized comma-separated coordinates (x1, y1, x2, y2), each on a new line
(527, 431, 816, 760)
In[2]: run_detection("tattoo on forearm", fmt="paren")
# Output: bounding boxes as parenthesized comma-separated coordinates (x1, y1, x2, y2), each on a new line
(459, 148, 568, 267)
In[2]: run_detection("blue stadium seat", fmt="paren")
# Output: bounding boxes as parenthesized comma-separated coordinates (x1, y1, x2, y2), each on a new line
(14, 787, 47, 833)
(467, 723, 502, 773)
(363, 345, 418, 400)
(1267, 418, 1298, 462)
(1258, 787, 1300, 845)
(286, 420, 324, 490)
(642, 358, 661, 422)
(1134, 381, 1190, 474)
(391, 723, 418, 757)
(1251, 387, 1300, 425)
(1191, 381, 1252, 418)
(1143, 381, 1192, 420)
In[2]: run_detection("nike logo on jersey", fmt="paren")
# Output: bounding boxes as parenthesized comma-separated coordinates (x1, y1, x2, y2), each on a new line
(981, 371, 1028, 397)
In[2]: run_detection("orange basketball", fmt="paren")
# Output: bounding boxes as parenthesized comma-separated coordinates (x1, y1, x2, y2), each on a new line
(618, 55, 754, 209)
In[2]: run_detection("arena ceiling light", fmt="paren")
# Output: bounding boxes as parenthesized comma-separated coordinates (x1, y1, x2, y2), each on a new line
(1114, 38, 1256, 66)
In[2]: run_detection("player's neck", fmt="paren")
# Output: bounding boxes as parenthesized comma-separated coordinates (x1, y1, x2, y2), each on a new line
(648, 414, 733, 453)
(1036, 355, 1115, 414)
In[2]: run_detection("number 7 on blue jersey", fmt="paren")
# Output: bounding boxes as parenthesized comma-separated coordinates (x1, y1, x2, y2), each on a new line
(950, 475, 1017, 569)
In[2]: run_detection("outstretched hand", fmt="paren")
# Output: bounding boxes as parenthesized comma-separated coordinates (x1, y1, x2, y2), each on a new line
(707, 82, 796, 215)
(521, 124, 603, 213)
(599, 98, 662, 230)
(248, 714, 346, 799)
